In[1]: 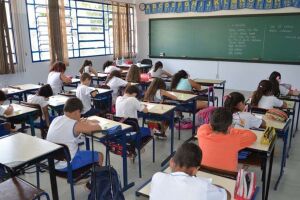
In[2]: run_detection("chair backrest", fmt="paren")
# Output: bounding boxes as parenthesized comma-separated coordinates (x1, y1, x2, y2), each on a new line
(200, 165, 237, 180)
(53, 143, 71, 162)
(112, 116, 140, 133)
(140, 59, 152, 66)
(250, 106, 268, 115)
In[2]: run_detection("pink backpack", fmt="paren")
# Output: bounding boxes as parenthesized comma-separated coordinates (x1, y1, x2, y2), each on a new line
(195, 106, 216, 126)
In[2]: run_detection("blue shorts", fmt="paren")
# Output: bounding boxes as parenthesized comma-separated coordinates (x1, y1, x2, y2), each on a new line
(58, 150, 99, 172)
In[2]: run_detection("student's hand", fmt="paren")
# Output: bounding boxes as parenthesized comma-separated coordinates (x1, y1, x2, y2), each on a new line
(143, 105, 148, 113)
(5, 105, 14, 115)
(292, 89, 300, 96)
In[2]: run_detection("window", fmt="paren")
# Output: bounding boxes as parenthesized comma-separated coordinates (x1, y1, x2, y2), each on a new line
(26, 0, 115, 62)
(4, 0, 17, 63)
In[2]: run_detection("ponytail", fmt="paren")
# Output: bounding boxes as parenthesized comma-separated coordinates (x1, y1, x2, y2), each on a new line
(251, 80, 273, 106)
(269, 71, 281, 97)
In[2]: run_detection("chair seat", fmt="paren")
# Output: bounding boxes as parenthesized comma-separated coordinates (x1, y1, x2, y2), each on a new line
(0, 177, 46, 200)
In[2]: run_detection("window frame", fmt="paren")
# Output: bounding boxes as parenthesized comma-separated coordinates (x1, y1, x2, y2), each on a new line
(5, 0, 17, 64)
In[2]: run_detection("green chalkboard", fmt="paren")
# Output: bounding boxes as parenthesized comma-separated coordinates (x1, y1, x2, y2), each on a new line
(149, 13, 300, 64)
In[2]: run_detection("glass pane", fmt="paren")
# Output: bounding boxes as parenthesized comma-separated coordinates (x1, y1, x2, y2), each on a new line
(77, 18, 103, 26)
(27, 5, 36, 28)
(12, 54, 16, 63)
(80, 41, 104, 49)
(5, 3, 12, 28)
(35, 0, 47, 5)
(74, 50, 79, 57)
(40, 52, 50, 60)
(77, 10, 102, 18)
(78, 26, 103, 33)
(79, 33, 103, 41)
(37, 16, 47, 25)
(77, 1, 103, 10)
(80, 48, 105, 56)
(32, 52, 40, 61)
(27, 0, 35, 3)
(9, 30, 15, 53)
(30, 30, 39, 51)
(68, 50, 74, 58)
(40, 44, 49, 51)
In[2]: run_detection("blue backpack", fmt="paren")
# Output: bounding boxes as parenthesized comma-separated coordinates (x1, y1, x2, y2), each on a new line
(88, 165, 125, 200)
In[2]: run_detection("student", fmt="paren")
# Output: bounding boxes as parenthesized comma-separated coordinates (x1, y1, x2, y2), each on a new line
(46, 97, 103, 171)
(0, 90, 13, 116)
(103, 60, 120, 74)
(144, 78, 177, 102)
(171, 69, 206, 109)
(269, 71, 299, 96)
(251, 80, 287, 110)
(105, 70, 129, 103)
(150, 142, 227, 200)
(76, 73, 99, 117)
(79, 60, 98, 77)
(126, 64, 141, 83)
(224, 92, 266, 129)
(28, 84, 53, 127)
(148, 61, 172, 78)
(197, 107, 256, 172)
(116, 85, 148, 119)
(47, 61, 72, 94)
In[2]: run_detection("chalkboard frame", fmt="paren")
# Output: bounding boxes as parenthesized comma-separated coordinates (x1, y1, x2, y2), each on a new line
(149, 13, 300, 65)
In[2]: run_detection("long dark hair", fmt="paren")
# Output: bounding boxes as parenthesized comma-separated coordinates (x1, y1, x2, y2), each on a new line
(170, 70, 188, 89)
(50, 61, 66, 73)
(269, 71, 281, 97)
(224, 92, 245, 114)
(153, 61, 163, 72)
(37, 84, 53, 98)
(251, 80, 273, 106)
(79, 60, 92, 74)
(144, 78, 166, 101)
(103, 60, 114, 71)
(126, 65, 140, 83)
(105, 70, 122, 84)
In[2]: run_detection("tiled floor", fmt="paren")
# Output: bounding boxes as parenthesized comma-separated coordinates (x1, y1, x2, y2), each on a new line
(17, 89, 300, 200)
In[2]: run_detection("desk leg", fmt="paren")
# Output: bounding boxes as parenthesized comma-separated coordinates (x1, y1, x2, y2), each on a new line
(121, 131, 134, 191)
(288, 108, 295, 155)
(29, 115, 36, 136)
(170, 111, 174, 155)
(265, 147, 275, 200)
(192, 99, 196, 136)
(221, 84, 225, 106)
(48, 157, 59, 200)
(295, 101, 300, 134)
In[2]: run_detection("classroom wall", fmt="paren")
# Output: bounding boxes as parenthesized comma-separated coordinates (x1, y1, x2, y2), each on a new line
(135, 0, 300, 91)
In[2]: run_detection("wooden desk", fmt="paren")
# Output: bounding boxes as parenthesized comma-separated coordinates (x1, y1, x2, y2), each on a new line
(168, 91, 197, 101)
(0, 104, 38, 136)
(0, 133, 63, 200)
(63, 78, 80, 88)
(194, 78, 226, 105)
(136, 167, 235, 199)
(9, 84, 41, 101)
(1, 87, 24, 102)
(48, 95, 70, 115)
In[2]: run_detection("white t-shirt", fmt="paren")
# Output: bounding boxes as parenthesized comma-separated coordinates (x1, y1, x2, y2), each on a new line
(153, 89, 162, 102)
(47, 72, 63, 94)
(258, 95, 283, 109)
(28, 95, 49, 119)
(150, 172, 226, 200)
(76, 84, 94, 114)
(116, 95, 144, 119)
(46, 115, 79, 169)
(83, 66, 90, 73)
(233, 112, 262, 129)
(107, 77, 128, 103)
(149, 68, 163, 78)
(104, 65, 120, 74)
(0, 106, 5, 116)
(279, 85, 290, 96)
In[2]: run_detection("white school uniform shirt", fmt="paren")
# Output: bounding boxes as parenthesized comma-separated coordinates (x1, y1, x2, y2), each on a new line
(279, 85, 290, 96)
(0, 106, 5, 115)
(107, 77, 128, 103)
(46, 115, 79, 169)
(83, 66, 91, 73)
(76, 84, 94, 114)
(47, 71, 63, 94)
(233, 112, 262, 129)
(104, 65, 120, 74)
(27, 95, 49, 119)
(149, 68, 163, 78)
(150, 172, 226, 200)
(153, 89, 162, 102)
(258, 95, 283, 110)
(116, 95, 144, 119)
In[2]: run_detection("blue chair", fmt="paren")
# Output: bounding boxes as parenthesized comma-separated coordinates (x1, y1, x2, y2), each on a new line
(0, 122, 10, 137)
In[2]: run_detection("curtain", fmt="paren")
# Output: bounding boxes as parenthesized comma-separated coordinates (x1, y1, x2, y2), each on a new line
(112, 1, 134, 59)
(0, 0, 14, 74)
(47, 0, 69, 65)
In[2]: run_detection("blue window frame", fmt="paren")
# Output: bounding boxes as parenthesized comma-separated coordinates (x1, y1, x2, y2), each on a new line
(26, 0, 126, 62)
(4, 0, 17, 64)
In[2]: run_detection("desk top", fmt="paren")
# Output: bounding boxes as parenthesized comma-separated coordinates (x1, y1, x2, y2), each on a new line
(254, 114, 286, 130)
(1, 88, 24, 95)
(169, 91, 198, 101)
(71, 78, 80, 83)
(10, 84, 41, 91)
(194, 78, 226, 85)
(248, 130, 273, 152)
(70, 87, 112, 94)
(48, 95, 70, 107)
(0, 133, 62, 168)
(141, 102, 176, 115)
(284, 100, 295, 109)
(92, 73, 109, 78)
(137, 167, 235, 200)
(0, 103, 37, 118)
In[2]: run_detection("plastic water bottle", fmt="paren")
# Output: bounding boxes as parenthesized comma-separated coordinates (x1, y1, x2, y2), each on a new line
(116, 57, 119, 65)
(121, 56, 125, 65)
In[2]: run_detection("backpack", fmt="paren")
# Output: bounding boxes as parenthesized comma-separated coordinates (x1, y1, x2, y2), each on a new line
(234, 169, 256, 200)
(195, 106, 216, 126)
(88, 165, 125, 200)
(175, 118, 193, 130)
(265, 108, 288, 122)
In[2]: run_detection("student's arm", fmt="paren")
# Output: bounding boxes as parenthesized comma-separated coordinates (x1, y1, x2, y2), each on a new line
(161, 70, 172, 77)
(74, 119, 101, 136)
(90, 90, 98, 98)
(60, 73, 72, 84)
(289, 90, 300, 96)
(42, 106, 50, 127)
(189, 79, 202, 91)
(161, 89, 178, 100)
(90, 67, 98, 77)
(260, 119, 267, 129)
(4, 105, 13, 115)
(207, 184, 227, 200)
(233, 129, 257, 149)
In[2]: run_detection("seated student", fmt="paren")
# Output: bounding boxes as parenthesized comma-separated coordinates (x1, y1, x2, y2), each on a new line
(148, 61, 172, 78)
(269, 71, 299, 96)
(224, 92, 266, 129)
(197, 107, 256, 172)
(47, 61, 72, 94)
(28, 84, 53, 127)
(116, 85, 148, 119)
(251, 80, 287, 110)
(76, 73, 99, 117)
(103, 60, 120, 74)
(46, 97, 103, 171)
(105, 70, 130, 104)
(150, 142, 227, 200)
(171, 69, 207, 109)
(0, 90, 14, 136)
(126, 64, 141, 83)
(79, 60, 98, 77)
(144, 78, 177, 102)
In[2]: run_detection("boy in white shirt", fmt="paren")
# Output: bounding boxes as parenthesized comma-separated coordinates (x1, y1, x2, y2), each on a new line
(150, 143, 227, 200)
(0, 90, 14, 136)
(76, 73, 99, 117)
(105, 70, 129, 104)
(116, 85, 148, 119)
